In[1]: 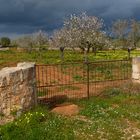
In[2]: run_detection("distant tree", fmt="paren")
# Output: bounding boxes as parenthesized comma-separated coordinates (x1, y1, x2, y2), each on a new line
(0, 37, 11, 47)
(14, 35, 35, 53)
(111, 19, 128, 39)
(51, 28, 70, 60)
(111, 19, 128, 50)
(33, 30, 49, 50)
(14, 30, 49, 53)
(128, 19, 140, 49)
(90, 31, 110, 55)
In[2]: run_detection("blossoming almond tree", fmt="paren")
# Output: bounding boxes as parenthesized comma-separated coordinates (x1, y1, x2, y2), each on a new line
(33, 30, 49, 50)
(51, 12, 109, 59)
(64, 12, 105, 53)
(50, 28, 72, 60)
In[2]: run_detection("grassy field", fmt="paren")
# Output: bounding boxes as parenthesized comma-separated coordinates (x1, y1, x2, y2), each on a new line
(0, 49, 140, 69)
(0, 86, 140, 140)
(0, 49, 140, 139)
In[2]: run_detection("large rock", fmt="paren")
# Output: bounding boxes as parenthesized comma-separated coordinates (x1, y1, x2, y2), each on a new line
(51, 104, 79, 116)
(0, 62, 36, 124)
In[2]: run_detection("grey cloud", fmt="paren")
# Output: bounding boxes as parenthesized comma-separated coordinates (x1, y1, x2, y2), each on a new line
(0, 0, 140, 38)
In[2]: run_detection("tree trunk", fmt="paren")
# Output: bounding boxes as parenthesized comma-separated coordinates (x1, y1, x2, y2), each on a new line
(60, 47, 65, 61)
(60, 50, 64, 61)
(86, 47, 90, 53)
(80, 47, 85, 53)
(92, 47, 97, 56)
(113, 48, 116, 53)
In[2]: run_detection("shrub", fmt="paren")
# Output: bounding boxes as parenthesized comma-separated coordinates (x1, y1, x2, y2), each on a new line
(102, 88, 122, 97)
(0, 37, 11, 47)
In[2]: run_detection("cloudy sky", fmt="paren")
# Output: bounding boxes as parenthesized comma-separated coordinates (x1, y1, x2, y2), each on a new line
(0, 0, 140, 38)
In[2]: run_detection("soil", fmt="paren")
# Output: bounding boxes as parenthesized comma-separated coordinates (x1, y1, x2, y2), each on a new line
(51, 104, 79, 116)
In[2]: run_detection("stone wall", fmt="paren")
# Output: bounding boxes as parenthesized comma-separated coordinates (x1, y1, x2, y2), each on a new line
(0, 47, 9, 51)
(132, 57, 140, 83)
(0, 62, 37, 124)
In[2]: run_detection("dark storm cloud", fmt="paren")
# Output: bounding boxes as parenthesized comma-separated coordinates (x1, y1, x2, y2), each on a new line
(0, 0, 140, 37)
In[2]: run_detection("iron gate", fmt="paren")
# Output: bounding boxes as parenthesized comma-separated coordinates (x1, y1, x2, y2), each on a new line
(36, 60, 132, 103)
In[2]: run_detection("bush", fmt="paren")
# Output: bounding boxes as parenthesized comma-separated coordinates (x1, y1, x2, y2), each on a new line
(102, 88, 122, 97)
(0, 37, 11, 47)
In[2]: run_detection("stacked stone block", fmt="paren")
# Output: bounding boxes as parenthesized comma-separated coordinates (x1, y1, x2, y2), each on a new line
(0, 62, 36, 124)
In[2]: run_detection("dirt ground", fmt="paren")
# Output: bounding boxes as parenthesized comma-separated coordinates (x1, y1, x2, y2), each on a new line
(51, 104, 79, 116)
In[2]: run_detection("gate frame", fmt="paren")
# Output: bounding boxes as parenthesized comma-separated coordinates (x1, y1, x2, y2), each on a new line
(36, 59, 132, 102)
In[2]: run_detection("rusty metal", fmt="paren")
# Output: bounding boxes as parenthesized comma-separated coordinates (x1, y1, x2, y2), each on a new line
(85, 60, 90, 99)
(36, 59, 132, 104)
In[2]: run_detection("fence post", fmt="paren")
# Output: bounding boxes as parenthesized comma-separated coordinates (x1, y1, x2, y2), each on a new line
(86, 60, 90, 99)
(34, 64, 38, 106)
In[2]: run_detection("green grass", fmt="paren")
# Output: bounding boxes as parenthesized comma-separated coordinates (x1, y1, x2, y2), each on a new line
(0, 49, 140, 68)
(73, 75, 85, 82)
(76, 94, 140, 139)
(37, 90, 48, 97)
(1, 89, 140, 140)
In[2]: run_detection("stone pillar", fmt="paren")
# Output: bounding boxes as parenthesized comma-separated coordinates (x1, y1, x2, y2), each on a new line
(132, 57, 140, 83)
(0, 62, 37, 124)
